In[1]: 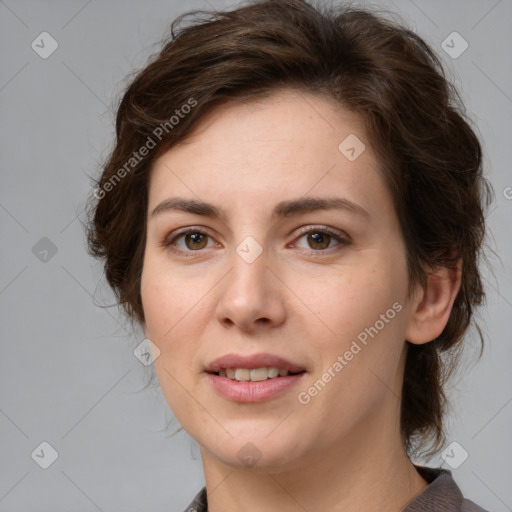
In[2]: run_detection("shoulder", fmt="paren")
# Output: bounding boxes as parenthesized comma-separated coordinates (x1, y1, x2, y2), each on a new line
(461, 498, 490, 512)
(182, 486, 207, 512)
(406, 466, 490, 512)
(183, 470, 492, 512)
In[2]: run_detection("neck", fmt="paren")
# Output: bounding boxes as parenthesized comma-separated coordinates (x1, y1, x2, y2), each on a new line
(200, 426, 428, 512)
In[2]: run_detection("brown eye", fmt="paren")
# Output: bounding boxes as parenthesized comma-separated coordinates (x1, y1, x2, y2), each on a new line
(162, 228, 215, 256)
(292, 226, 349, 253)
(306, 232, 332, 250)
(184, 232, 208, 250)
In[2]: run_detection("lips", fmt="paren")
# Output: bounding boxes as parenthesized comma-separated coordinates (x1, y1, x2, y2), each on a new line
(204, 353, 307, 403)
(204, 353, 306, 374)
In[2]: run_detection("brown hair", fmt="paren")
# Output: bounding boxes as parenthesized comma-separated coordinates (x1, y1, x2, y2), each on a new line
(86, 0, 492, 457)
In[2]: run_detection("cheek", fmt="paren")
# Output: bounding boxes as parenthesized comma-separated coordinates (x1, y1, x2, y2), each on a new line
(141, 254, 210, 342)
(293, 255, 409, 414)
(314, 298, 405, 388)
(141, 264, 204, 423)
(301, 261, 407, 348)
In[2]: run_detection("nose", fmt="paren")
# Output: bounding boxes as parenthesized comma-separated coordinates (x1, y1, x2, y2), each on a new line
(215, 243, 287, 333)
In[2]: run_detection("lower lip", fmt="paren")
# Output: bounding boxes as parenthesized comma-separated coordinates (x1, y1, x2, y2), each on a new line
(206, 372, 306, 403)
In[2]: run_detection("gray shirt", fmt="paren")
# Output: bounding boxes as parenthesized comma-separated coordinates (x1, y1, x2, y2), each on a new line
(182, 466, 489, 511)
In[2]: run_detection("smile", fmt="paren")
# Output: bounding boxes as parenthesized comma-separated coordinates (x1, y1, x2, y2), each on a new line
(204, 352, 307, 402)
(215, 367, 303, 381)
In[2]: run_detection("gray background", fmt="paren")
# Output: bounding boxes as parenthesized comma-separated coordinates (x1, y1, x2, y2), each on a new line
(0, 0, 511, 511)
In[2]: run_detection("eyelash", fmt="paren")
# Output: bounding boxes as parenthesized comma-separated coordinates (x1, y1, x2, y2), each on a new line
(159, 225, 350, 258)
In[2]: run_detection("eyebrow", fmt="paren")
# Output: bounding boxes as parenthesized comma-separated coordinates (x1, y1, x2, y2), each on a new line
(150, 196, 370, 221)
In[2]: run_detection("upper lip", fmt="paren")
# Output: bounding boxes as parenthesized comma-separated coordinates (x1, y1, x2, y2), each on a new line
(204, 353, 306, 373)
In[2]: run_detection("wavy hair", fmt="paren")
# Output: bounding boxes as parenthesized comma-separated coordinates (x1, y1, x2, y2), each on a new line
(86, 0, 492, 457)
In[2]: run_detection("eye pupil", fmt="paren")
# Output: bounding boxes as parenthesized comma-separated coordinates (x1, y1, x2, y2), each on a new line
(186, 232, 207, 250)
(308, 232, 330, 250)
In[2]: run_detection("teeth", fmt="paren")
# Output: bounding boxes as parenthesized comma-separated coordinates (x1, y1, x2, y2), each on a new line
(234, 368, 250, 381)
(267, 367, 279, 378)
(250, 368, 268, 381)
(219, 367, 292, 381)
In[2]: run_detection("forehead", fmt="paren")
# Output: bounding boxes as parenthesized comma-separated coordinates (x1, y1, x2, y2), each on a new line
(147, 89, 388, 219)
(169, 89, 368, 159)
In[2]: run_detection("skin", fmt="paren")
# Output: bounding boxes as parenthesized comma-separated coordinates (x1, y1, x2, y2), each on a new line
(140, 89, 461, 512)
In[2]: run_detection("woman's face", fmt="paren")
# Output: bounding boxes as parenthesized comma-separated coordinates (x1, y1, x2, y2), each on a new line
(141, 90, 418, 470)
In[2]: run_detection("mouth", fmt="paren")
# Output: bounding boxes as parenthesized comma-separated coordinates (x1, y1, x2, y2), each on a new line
(204, 353, 307, 402)
(211, 367, 305, 381)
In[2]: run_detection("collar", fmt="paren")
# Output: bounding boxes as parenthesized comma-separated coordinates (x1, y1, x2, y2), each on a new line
(183, 466, 465, 512)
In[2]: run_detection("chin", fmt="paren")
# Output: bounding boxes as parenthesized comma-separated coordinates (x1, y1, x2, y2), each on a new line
(198, 427, 309, 471)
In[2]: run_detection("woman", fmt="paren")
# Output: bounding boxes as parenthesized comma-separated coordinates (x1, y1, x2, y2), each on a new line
(87, 1, 492, 510)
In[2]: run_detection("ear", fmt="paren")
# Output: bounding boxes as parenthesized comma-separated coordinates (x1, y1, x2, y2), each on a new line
(405, 259, 462, 345)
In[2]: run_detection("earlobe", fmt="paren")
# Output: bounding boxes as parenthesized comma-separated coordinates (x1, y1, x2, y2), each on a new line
(405, 260, 462, 345)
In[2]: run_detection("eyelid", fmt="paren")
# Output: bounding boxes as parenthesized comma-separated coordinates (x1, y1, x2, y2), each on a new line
(291, 224, 350, 243)
(287, 225, 351, 255)
(160, 224, 351, 256)
(159, 226, 213, 249)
